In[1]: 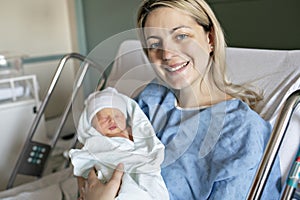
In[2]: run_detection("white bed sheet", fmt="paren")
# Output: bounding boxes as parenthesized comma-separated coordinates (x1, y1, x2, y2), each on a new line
(0, 167, 77, 200)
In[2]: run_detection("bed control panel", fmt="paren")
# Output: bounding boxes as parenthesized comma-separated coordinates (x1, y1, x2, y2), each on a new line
(18, 141, 51, 177)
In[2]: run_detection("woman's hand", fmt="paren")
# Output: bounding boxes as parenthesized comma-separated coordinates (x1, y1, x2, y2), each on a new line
(80, 163, 124, 200)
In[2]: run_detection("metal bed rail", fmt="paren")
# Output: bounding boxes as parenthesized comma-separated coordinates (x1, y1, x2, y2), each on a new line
(7, 53, 103, 189)
(247, 89, 300, 200)
(281, 147, 300, 199)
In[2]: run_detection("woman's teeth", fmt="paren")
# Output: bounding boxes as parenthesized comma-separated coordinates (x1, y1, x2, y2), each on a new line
(166, 61, 188, 72)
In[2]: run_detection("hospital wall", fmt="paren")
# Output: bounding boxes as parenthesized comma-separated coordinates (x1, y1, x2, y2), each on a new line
(81, 0, 300, 52)
(0, 0, 80, 190)
(0, 0, 79, 119)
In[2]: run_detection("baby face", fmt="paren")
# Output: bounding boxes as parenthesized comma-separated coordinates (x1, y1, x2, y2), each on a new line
(92, 108, 129, 139)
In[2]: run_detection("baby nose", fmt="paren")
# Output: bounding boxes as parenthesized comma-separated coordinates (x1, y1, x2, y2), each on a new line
(109, 117, 115, 122)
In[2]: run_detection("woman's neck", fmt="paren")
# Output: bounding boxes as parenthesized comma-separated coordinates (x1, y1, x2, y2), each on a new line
(175, 76, 231, 109)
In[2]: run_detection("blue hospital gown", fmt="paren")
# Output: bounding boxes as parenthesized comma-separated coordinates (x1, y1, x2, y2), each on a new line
(136, 82, 281, 200)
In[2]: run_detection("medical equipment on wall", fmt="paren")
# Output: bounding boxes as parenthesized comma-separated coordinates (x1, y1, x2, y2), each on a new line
(0, 53, 24, 78)
(0, 40, 299, 199)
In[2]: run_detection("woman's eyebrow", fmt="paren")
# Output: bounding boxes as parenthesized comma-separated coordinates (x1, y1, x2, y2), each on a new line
(145, 26, 191, 41)
(146, 35, 160, 41)
(171, 25, 191, 33)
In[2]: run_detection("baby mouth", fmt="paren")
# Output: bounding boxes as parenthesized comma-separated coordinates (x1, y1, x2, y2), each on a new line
(109, 126, 117, 130)
(165, 61, 189, 72)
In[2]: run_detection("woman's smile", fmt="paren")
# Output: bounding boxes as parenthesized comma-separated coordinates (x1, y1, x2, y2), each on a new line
(163, 61, 190, 72)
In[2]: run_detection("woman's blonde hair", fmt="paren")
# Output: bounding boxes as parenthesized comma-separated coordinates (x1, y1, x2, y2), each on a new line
(137, 0, 262, 109)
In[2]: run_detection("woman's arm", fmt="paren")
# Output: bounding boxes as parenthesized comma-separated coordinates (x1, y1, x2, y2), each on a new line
(81, 163, 124, 200)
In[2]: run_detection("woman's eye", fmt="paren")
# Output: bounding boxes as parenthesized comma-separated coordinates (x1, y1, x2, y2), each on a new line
(148, 42, 161, 49)
(175, 34, 188, 41)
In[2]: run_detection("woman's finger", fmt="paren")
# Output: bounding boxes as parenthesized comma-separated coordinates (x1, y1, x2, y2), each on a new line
(112, 163, 124, 181)
(80, 186, 86, 200)
(82, 164, 124, 200)
(87, 168, 100, 187)
(106, 163, 124, 195)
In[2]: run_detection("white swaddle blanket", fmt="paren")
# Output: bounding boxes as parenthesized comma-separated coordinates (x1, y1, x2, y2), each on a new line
(69, 87, 169, 200)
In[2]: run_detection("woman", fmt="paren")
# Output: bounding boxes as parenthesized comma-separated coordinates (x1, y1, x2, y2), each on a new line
(81, 0, 281, 199)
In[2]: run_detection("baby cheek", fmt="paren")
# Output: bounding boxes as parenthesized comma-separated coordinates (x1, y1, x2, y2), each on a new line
(91, 118, 105, 133)
(116, 120, 126, 130)
(93, 123, 103, 133)
(91, 117, 99, 129)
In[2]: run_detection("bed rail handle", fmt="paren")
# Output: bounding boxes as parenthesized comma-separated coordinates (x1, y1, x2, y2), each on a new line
(26, 53, 87, 142)
(247, 89, 300, 200)
(280, 147, 300, 199)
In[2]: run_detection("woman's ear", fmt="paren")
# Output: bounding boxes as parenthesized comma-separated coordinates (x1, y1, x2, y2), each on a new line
(207, 28, 215, 46)
(208, 29, 215, 54)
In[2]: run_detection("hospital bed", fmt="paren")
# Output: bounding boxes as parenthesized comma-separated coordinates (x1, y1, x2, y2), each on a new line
(0, 40, 299, 199)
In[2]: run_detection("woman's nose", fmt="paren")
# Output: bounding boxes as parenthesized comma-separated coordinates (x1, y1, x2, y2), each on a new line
(162, 42, 177, 61)
(162, 49, 175, 61)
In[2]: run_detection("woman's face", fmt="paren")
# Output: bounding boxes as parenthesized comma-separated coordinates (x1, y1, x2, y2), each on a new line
(92, 108, 129, 139)
(144, 7, 212, 90)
